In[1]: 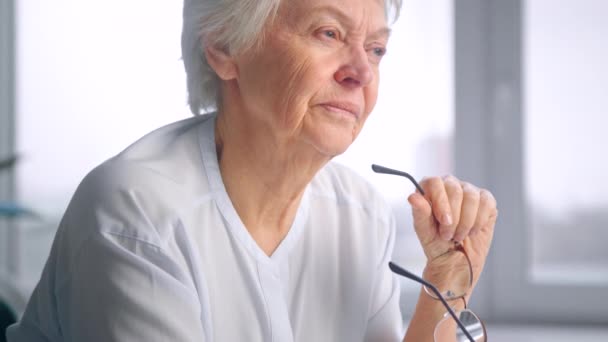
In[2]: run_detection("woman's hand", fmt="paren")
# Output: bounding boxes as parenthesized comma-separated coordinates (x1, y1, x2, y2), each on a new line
(408, 175, 498, 286)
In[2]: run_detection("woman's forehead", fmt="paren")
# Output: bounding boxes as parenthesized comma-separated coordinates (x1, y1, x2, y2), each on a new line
(279, 0, 388, 30)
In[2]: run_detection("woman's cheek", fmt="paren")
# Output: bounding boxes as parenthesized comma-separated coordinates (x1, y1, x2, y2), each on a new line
(276, 59, 319, 124)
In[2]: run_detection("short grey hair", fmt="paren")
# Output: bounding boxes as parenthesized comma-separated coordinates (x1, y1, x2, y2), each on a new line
(181, 0, 403, 115)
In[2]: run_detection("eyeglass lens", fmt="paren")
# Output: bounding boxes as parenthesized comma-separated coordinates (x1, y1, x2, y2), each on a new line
(435, 309, 486, 342)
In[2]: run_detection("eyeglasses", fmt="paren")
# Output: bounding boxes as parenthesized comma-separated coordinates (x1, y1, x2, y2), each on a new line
(372, 164, 487, 342)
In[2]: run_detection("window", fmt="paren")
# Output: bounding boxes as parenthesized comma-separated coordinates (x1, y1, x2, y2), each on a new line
(455, 0, 608, 323)
(525, 0, 608, 286)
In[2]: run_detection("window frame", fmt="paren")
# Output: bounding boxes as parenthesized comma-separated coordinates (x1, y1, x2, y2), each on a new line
(1, 0, 17, 274)
(1, 0, 27, 317)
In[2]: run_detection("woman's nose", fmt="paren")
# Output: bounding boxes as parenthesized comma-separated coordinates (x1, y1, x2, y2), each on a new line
(333, 46, 374, 88)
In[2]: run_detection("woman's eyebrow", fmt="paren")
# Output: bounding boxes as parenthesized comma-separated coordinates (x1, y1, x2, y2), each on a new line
(306, 5, 391, 38)
(369, 27, 392, 40)
(307, 5, 353, 24)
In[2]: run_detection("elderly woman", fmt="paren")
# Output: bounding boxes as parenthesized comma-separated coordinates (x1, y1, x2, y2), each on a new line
(7, 0, 496, 341)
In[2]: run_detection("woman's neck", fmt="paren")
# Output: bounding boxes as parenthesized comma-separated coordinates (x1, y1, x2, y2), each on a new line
(214, 111, 328, 256)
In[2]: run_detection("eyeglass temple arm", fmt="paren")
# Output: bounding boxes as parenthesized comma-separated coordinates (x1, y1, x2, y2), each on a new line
(375, 164, 476, 341)
(388, 262, 476, 342)
(371, 164, 426, 196)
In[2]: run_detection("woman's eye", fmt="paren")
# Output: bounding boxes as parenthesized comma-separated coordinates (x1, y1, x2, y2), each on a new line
(372, 47, 386, 57)
(321, 29, 339, 40)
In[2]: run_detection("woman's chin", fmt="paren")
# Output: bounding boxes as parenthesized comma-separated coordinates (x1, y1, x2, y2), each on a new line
(305, 130, 358, 158)
(297, 111, 365, 158)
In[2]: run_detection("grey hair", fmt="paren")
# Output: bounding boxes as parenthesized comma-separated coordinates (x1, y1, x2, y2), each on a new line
(182, 0, 403, 115)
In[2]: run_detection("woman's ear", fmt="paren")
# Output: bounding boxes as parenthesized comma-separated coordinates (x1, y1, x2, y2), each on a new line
(205, 43, 238, 81)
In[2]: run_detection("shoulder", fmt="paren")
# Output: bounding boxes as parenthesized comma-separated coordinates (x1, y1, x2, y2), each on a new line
(61, 114, 216, 247)
(48, 115, 219, 288)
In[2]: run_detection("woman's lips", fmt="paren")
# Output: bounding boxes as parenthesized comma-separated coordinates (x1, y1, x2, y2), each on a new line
(318, 102, 361, 119)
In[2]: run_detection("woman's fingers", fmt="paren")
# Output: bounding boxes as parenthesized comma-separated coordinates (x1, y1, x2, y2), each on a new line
(420, 176, 454, 240)
(453, 182, 480, 242)
(417, 176, 493, 243)
(443, 176, 464, 240)
(471, 189, 498, 236)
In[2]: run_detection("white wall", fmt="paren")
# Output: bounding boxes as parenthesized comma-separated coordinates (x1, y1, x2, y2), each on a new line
(17, 1, 191, 214)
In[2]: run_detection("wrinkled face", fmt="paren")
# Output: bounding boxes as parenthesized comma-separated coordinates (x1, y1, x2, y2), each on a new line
(231, 0, 389, 157)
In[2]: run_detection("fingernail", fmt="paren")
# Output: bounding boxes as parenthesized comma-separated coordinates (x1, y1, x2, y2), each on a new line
(442, 213, 453, 226)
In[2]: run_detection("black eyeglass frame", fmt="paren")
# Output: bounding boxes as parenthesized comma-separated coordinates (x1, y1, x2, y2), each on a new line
(371, 164, 487, 342)
(388, 261, 486, 342)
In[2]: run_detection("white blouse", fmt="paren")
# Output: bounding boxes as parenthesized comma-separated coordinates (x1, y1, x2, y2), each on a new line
(7, 114, 404, 342)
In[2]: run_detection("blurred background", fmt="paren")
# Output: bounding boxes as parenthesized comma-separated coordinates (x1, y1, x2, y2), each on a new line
(1, 0, 607, 341)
